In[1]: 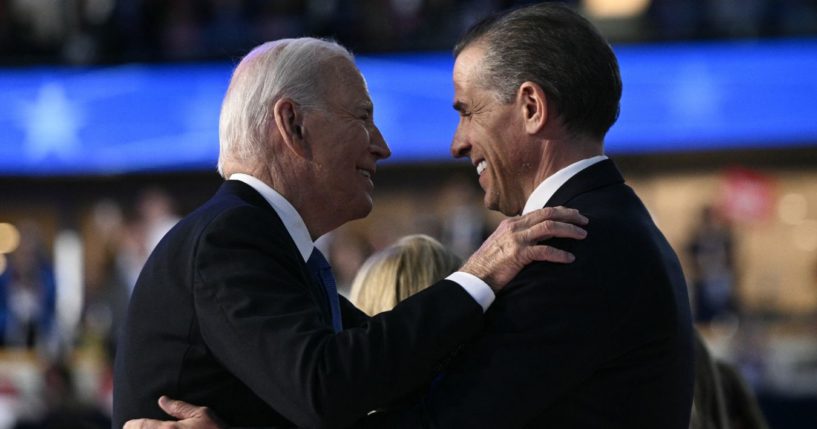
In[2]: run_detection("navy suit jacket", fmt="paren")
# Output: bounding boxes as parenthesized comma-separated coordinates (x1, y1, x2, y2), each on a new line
(362, 159, 694, 428)
(113, 180, 484, 429)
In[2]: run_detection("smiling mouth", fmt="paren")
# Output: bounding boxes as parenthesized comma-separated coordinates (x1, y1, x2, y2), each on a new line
(357, 168, 373, 179)
(476, 160, 487, 176)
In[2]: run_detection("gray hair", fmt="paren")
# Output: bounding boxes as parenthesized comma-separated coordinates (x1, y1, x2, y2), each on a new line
(217, 38, 354, 176)
(454, 4, 622, 140)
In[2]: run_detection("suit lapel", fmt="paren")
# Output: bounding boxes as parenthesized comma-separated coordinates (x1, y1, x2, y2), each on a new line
(218, 180, 335, 325)
(544, 159, 625, 208)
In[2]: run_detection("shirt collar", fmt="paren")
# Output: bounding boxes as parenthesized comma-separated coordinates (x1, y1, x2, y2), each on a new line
(229, 173, 314, 262)
(521, 155, 608, 215)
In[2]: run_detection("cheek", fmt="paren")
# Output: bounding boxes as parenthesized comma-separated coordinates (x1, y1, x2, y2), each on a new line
(480, 134, 504, 165)
(360, 123, 371, 141)
(340, 124, 370, 151)
(473, 118, 499, 150)
(357, 125, 373, 149)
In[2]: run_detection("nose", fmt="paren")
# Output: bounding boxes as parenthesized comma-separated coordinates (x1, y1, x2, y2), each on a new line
(370, 125, 391, 160)
(450, 129, 470, 159)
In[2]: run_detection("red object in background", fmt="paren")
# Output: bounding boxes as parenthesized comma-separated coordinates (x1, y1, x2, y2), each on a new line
(0, 378, 18, 396)
(718, 167, 775, 224)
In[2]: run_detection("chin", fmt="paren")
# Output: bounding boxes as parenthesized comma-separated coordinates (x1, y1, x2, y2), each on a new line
(500, 201, 524, 217)
(350, 198, 374, 220)
(488, 199, 520, 217)
(483, 192, 502, 214)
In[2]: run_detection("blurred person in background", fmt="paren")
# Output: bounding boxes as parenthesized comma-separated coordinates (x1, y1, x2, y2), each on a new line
(116, 188, 181, 295)
(125, 3, 694, 428)
(135, 188, 181, 255)
(349, 235, 461, 316)
(114, 36, 588, 429)
(82, 200, 130, 352)
(326, 231, 374, 296)
(80, 200, 134, 419)
(0, 222, 56, 350)
(12, 360, 110, 429)
(686, 205, 738, 324)
(691, 330, 769, 429)
(438, 175, 493, 260)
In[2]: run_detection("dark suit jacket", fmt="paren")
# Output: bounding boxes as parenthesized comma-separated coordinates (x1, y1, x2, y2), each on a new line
(362, 159, 694, 428)
(113, 180, 484, 429)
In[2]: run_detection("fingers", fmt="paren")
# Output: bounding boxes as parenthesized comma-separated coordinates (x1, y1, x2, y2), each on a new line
(158, 396, 201, 420)
(525, 218, 587, 243)
(520, 206, 589, 227)
(527, 244, 576, 264)
(124, 419, 173, 429)
(124, 397, 204, 429)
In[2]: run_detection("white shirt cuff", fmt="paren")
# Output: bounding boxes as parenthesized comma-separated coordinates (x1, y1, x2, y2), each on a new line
(446, 271, 495, 313)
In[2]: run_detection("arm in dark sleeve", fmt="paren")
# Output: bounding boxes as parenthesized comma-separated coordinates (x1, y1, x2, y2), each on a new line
(359, 258, 614, 429)
(340, 296, 369, 328)
(193, 206, 484, 429)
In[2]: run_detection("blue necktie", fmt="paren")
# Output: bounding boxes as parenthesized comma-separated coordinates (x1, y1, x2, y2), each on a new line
(307, 248, 342, 332)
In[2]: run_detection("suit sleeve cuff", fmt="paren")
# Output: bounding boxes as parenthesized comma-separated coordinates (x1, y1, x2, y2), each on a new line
(446, 271, 495, 312)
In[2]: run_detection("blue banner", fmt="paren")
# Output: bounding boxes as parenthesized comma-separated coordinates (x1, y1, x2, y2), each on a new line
(1, 39, 816, 175)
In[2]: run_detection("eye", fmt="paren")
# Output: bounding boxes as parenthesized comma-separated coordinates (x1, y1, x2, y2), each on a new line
(357, 109, 373, 122)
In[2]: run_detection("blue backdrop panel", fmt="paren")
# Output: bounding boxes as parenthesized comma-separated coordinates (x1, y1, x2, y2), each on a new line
(1, 39, 815, 175)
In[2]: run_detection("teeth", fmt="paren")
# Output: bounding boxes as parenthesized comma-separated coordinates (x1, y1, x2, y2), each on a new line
(476, 160, 487, 176)
(358, 169, 371, 178)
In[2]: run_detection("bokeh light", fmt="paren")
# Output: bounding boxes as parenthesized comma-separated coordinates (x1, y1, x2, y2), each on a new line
(778, 193, 808, 225)
(0, 222, 21, 254)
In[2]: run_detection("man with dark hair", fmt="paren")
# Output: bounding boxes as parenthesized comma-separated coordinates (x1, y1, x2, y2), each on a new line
(402, 4, 692, 427)
(126, 4, 694, 428)
(359, 4, 691, 427)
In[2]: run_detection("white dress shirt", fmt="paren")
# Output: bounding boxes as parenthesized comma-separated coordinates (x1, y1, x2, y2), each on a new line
(521, 155, 608, 215)
(229, 173, 495, 312)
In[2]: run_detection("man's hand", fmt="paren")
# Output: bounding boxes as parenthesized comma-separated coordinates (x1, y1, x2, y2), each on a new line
(460, 206, 588, 292)
(123, 396, 225, 429)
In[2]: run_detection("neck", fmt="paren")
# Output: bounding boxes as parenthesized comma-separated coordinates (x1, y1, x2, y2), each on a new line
(231, 159, 335, 241)
(263, 167, 335, 241)
(527, 135, 603, 198)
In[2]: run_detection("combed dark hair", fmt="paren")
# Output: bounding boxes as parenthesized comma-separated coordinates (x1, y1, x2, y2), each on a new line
(454, 3, 622, 139)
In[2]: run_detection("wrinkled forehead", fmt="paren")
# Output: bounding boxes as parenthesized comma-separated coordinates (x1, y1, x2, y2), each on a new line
(323, 57, 373, 107)
(332, 57, 366, 87)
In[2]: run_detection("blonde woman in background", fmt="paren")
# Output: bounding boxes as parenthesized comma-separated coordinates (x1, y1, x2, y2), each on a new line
(350, 234, 461, 316)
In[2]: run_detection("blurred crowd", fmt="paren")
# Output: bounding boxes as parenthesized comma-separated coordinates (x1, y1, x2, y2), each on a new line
(1, 0, 817, 65)
(0, 188, 182, 428)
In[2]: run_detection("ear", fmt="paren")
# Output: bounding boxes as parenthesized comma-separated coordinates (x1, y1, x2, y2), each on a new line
(517, 81, 548, 135)
(272, 98, 309, 158)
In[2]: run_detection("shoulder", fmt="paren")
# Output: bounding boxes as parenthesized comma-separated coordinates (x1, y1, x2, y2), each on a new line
(178, 184, 285, 240)
(194, 202, 290, 256)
